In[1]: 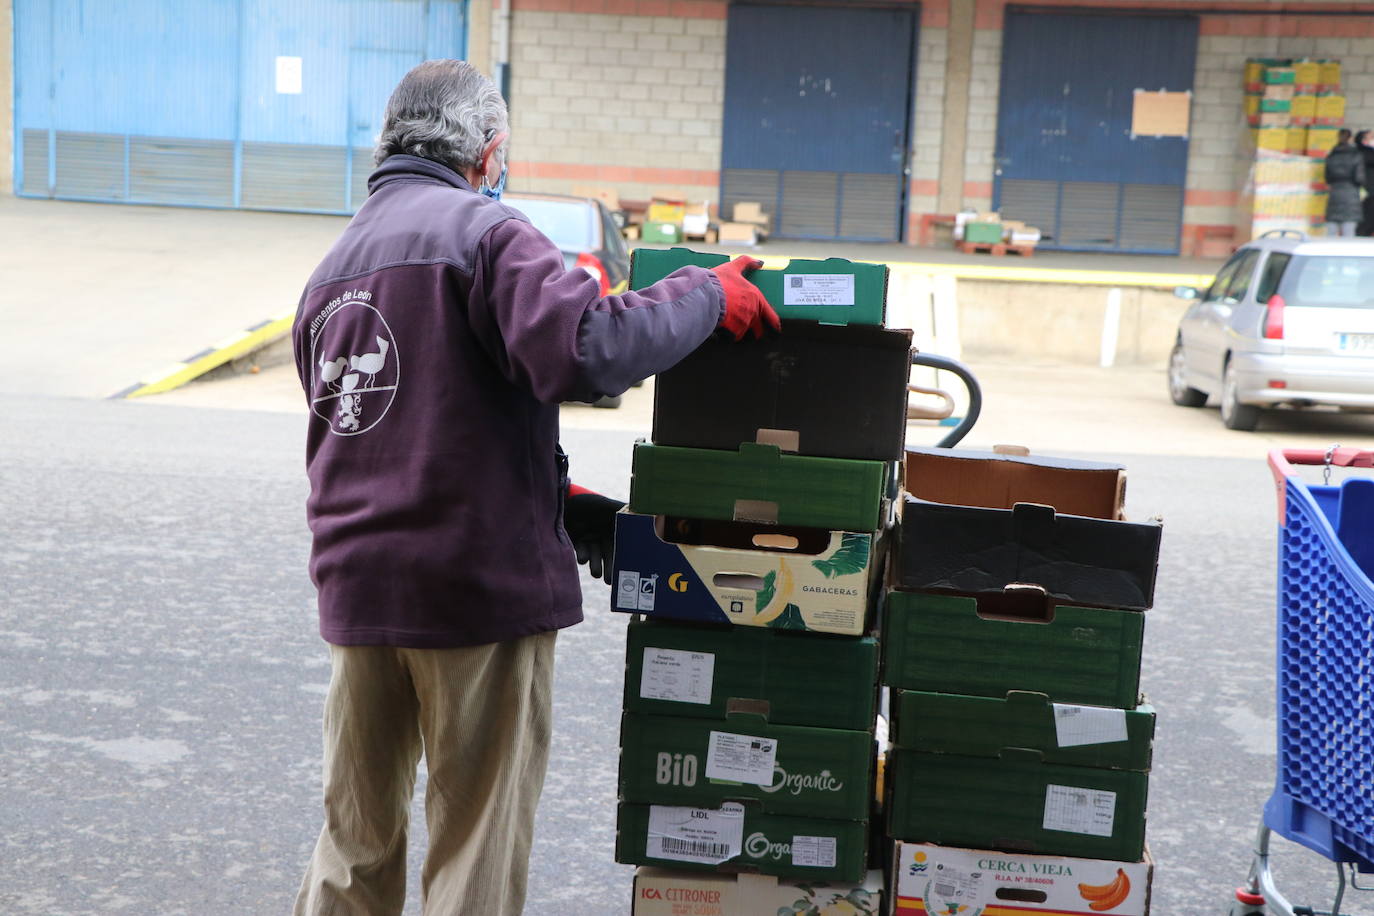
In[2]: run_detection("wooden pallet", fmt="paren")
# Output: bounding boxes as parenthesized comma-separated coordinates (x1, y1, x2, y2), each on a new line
(957, 240, 1036, 257)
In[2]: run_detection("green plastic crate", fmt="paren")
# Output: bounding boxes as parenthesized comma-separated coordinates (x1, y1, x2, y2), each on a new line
(624, 617, 879, 730)
(963, 221, 1004, 245)
(882, 591, 1144, 709)
(629, 247, 888, 326)
(887, 749, 1148, 862)
(630, 442, 888, 533)
(616, 803, 869, 882)
(889, 690, 1155, 771)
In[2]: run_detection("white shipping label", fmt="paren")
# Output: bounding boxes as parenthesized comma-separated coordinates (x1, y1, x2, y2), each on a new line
(275, 56, 303, 94)
(639, 647, 715, 705)
(1043, 784, 1118, 838)
(616, 571, 641, 610)
(791, 834, 837, 868)
(1053, 703, 1130, 748)
(782, 274, 856, 306)
(646, 802, 744, 865)
(705, 730, 778, 786)
(925, 863, 989, 914)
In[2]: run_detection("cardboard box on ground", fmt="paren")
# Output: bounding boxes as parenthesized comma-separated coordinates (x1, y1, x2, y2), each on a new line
(954, 210, 1042, 245)
(891, 842, 1154, 916)
(631, 866, 884, 916)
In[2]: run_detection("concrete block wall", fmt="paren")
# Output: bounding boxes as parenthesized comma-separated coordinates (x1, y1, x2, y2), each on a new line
(502, 0, 727, 204)
(910, 14, 948, 232)
(963, 22, 1002, 215)
(490, 0, 1374, 248)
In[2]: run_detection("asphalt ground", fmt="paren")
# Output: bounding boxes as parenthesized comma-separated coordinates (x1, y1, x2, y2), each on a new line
(5, 196, 1368, 915)
(0, 196, 1220, 402)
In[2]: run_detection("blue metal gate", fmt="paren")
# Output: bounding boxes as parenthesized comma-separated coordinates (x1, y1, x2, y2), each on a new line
(14, 0, 466, 213)
(993, 9, 1198, 253)
(721, 4, 917, 242)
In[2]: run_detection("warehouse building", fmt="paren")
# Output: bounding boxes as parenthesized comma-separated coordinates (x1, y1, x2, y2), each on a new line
(4, 0, 1373, 255)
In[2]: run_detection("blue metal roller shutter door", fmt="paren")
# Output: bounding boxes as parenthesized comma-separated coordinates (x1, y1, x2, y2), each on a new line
(13, 0, 465, 214)
(993, 10, 1198, 254)
(720, 4, 916, 242)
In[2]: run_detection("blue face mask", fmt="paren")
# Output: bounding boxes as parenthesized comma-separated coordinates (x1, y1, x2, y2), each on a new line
(480, 162, 507, 201)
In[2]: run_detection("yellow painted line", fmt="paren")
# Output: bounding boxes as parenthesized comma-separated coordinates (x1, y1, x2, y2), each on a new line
(116, 309, 295, 399)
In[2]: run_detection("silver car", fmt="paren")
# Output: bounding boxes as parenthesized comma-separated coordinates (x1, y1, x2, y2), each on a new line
(1169, 233, 1374, 430)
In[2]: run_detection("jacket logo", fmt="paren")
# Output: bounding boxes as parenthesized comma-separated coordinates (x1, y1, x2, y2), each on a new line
(308, 291, 400, 437)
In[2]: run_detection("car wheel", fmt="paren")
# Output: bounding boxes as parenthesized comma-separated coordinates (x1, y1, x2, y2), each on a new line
(1168, 340, 1207, 407)
(592, 394, 622, 409)
(1220, 360, 1261, 431)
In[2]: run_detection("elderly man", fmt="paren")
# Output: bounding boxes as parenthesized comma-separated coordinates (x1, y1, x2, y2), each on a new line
(291, 60, 776, 915)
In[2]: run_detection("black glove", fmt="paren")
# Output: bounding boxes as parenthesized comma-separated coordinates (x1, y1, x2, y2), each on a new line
(563, 488, 625, 585)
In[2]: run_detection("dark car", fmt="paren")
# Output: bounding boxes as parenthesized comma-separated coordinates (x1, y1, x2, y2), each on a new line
(505, 191, 631, 296)
(504, 191, 634, 407)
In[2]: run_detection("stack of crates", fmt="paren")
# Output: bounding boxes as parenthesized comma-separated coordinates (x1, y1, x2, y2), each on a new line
(1242, 57, 1345, 238)
(610, 247, 911, 913)
(881, 448, 1163, 916)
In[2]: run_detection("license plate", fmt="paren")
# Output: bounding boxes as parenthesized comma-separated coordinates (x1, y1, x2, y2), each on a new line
(1339, 333, 1374, 351)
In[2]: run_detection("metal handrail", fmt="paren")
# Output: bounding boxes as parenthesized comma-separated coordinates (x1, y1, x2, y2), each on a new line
(911, 352, 982, 449)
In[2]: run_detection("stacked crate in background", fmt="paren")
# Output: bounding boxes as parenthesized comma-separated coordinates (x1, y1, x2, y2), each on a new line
(881, 448, 1163, 916)
(611, 248, 911, 913)
(1241, 58, 1345, 239)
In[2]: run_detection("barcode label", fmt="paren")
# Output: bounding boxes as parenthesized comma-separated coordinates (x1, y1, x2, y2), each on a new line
(646, 803, 744, 865)
(658, 837, 730, 859)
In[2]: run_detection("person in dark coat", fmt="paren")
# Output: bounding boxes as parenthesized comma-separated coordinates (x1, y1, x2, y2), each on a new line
(1326, 128, 1366, 237)
(1356, 129, 1374, 236)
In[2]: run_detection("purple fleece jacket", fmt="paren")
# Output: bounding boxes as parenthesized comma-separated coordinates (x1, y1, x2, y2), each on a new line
(291, 155, 723, 647)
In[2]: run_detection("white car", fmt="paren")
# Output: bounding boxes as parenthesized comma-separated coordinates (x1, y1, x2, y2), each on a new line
(1169, 233, 1374, 430)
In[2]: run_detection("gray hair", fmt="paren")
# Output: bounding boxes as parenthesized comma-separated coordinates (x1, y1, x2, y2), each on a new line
(373, 60, 508, 173)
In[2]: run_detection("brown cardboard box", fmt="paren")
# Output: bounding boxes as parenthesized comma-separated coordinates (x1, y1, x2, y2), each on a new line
(891, 842, 1154, 916)
(632, 867, 884, 915)
(731, 201, 771, 230)
(717, 221, 759, 245)
(682, 200, 712, 239)
(647, 197, 687, 225)
(903, 446, 1126, 520)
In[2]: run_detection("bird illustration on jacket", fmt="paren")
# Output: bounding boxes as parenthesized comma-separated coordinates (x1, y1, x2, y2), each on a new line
(350, 336, 390, 387)
(319, 355, 348, 392)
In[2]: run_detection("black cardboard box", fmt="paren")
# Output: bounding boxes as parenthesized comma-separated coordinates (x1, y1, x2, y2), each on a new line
(894, 498, 1160, 611)
(653, 321, 913, 461)
(895, 449, 1160, 610)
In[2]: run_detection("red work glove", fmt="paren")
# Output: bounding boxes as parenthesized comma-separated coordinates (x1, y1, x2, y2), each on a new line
(710, 256, 781, 341)
(563, 483, 624, 585)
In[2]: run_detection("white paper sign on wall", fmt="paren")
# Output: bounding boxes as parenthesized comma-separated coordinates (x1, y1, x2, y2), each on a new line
(276, 56, 303, 95)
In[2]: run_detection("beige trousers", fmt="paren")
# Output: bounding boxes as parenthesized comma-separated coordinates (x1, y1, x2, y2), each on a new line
(293, 631, 557, 916)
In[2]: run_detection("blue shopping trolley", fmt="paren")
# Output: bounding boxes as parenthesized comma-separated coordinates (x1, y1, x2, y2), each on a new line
(1231, 447, 1374, 916)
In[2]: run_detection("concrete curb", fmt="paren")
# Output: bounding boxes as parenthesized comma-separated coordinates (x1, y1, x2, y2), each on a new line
(111, 310, 294, 399)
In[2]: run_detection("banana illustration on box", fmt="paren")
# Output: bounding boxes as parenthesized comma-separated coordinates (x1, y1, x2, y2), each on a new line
(1078, 868, 1131, 911)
